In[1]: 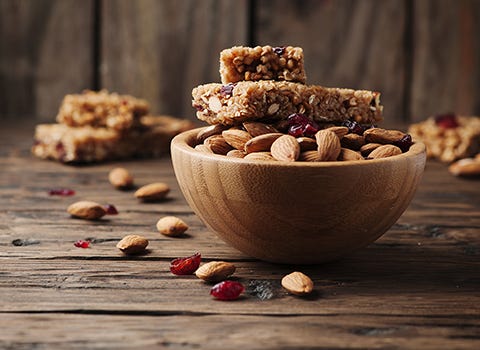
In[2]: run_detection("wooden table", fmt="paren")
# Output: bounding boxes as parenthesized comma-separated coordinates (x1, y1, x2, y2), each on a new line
(1, 124, 479, 349)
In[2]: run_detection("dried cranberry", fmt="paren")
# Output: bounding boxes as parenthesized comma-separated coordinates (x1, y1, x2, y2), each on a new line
(210, 280, 245, 301)
(74, 240, 90, 248)
(170, 252, 201, 275)
(220, 83, 235, 98)
(104, 204, 118, 215)
(287, 113, 319, 137)
(393, 134, 413, 152)
(342, 120, 364, 135)
(48, 188, 75, 196)
(434, 113, 459, 129)
(273, 46, 285, 56)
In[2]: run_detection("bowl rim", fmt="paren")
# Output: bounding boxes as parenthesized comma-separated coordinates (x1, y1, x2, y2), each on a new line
(171, 127, 426, 168)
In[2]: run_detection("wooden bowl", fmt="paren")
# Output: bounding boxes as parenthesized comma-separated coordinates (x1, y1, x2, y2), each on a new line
(171, 128, 426, 264)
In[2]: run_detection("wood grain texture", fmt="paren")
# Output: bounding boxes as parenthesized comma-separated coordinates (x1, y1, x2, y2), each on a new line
(0, 0, 94, 121)
(1, 123, 479, 348)
(254, 0, 408, 126)
(100, 0, 248, 121)
(409, 0, 480, 121)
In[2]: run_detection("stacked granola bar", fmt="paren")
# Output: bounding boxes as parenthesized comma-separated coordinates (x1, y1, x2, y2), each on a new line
(33, 90, 193, 163)
(193, 45, 383, 127)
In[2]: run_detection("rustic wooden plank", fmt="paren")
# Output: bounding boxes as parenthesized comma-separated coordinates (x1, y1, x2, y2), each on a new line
(254, 0, 407, 126)
(409, 0, 480, 121)
(100, 0, 248, 122)
(1, 313, 478, 350)
(0, 0, 95, 121)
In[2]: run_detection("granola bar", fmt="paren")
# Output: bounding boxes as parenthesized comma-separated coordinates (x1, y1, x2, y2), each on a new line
(192, 81, 383, 126)
(220, 45, 306, 84)
(56, 90, 149, 130)
(408, 115, 480, 162)
(32, 115, 194, 163)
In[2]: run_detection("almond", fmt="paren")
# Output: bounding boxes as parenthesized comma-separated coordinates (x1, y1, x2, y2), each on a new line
(315, 130, 341, 161)
(195, 261, 236, 282)
(340, 133, 365, 150)
(325, 126, 349, 139)
(298, 150, 321, 162)
(134, 182, 170, 201)
(244, 152, 276, 161)
(449, 158, 480, 177)
(67, 201, 106, 220)
(196, 124, 227, 143)
(108, 167, 134, 189)
(363, 127, 406, 144)
(116, 234, 149, 255)
(270, 135, 300, 161)
(222, 129, 252, 150)
(156, 216, 189, 237)
(195, 144, 213, 153)
(281, 271, 314, 296)
(244, 133, 283, 154)
(204, 135, 233, 155)
(208, 96, 222, 113)
(243, 121, 279, 137)
(360, 143, 382, 157)
(338, 148, 364, 161)
(297, 137, 318, 151)
(226, 149, 246, 158)
(368, 144, 402, 159)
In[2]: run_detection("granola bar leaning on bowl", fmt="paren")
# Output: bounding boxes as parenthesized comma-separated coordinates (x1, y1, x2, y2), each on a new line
(220, 45, 306, 84)
(56, 90, 150, 131)
(192, 81, 383, 126)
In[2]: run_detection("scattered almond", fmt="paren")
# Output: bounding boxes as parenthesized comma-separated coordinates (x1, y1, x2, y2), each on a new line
(108, 167, 134, 189)
(315, 130, 341, 161)
(67, 201, 106, 220)
(449, 158, 480, 177)
(156, 216, 189, 237)
(195, 261, 236, 282)
(116, 234, 149, 255)
(134, 182, 170, 202)
(368, 144, 402, 159)
(222, 129, 252, 150)
(281, 271, 314, 296)
(244, 133, 283, 154)
(363, 127, 406, 144)
(270, 135, 300, 161)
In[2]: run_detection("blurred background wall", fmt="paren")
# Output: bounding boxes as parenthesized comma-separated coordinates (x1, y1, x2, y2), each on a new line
(1, 0, 479, 126)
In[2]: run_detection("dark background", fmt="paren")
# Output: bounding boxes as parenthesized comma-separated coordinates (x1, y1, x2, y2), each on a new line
(1, 0, 479, 126)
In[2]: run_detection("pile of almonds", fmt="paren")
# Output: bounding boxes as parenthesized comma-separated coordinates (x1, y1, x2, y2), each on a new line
(195, 119, 413, 162)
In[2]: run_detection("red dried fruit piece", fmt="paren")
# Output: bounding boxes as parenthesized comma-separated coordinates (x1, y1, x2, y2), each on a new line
(393, 134, 413, 152)
(48, 188, 75, 196)
(74, 240, 90, 248)
(170, 252, 201, 275)
(287, 113, 319, 137)
(342, 120, 365, 135)
(210, 280, 245, 301)
(220, 83, 236, 98)
(104, 204, 118, 215)
(434, 114, 459, 129)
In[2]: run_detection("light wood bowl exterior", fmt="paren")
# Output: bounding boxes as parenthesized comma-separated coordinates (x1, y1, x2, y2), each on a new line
(171, 128, 426, 264)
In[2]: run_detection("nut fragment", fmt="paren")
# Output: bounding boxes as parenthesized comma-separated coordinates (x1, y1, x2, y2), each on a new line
(156, 216, 189, 237)
(281, 271, 314, 296)
(134, 182, 170, 202)
(270, 135, 300, 161)
(108, 167, 134, 189)
(368, 144, 402, 159)
(195, 261, 236, 282)
(449, 158, 480, 177)
(67, 201, 106, 220)
(244, 133, 283, 154)
(116, 234, 149, 255)
(315, 130, 341, 161)
(208, 96, 222, 113)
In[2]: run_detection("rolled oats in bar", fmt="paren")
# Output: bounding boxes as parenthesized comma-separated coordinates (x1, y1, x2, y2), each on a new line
(56, 90, 150, 130)
(192, 81, 383, 126)
(32, 115, 194, 163)
(220, 46, 306, 84)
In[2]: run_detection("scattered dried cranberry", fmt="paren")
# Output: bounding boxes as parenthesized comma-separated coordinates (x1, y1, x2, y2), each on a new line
(273, 46, 285, 56)
(342, 120, 364, 135)
(74, 240, 90, 248)
(393, 134, 414, 152)
(287, 113, 319, 137)
(220, 83, 235, 98)
(434, 113, 459, 129)
(170, 252, 201, 275)
(210, 280, 245, 301)
(104, 204, 118, 215)
(48, 188, 75, 196)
